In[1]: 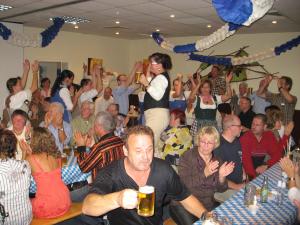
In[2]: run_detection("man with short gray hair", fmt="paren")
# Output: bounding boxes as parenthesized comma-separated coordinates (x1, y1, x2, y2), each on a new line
(41, 102, 72, 152)
(75, 111, 124, 180)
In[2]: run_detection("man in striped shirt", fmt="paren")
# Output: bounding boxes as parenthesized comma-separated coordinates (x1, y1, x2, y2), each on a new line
(75, 111, 124, 180)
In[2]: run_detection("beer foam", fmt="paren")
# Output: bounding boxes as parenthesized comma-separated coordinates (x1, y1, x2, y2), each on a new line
(139, 186, 154, 194)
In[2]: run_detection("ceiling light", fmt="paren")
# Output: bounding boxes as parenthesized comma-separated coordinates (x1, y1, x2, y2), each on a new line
(207, 24, 212, 28)
(0, 4, 12, 11)
(115, 21, 120, 24)
(150, 34, 153, 37)
(53, 16, 91, 24)
(170, 14, 175, 18)
(156, 29, 160, 32)
(272, 20, 277, 24)
(74, 25, 79, 29)
(115, 32, 119, 35)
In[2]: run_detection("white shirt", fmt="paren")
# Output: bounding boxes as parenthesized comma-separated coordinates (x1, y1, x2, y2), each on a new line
(147, 75, 168, 101)
(192, 95, 222, 109)
(9, 89, 32, 112)
(59, 87, 73, 110)
(80, 88, 98, 103)
(94, 96, 114, 115)
(0, 159, 32, 225)
(169, 90, 190, 101)
(8, 126, 27, 160)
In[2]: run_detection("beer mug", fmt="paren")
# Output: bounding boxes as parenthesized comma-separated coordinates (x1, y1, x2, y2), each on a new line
(137, 186, 155, 217)
(135, 72, 142, 84)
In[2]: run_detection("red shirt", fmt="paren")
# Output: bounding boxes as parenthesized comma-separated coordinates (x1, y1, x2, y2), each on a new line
(240, 130, 282, 178)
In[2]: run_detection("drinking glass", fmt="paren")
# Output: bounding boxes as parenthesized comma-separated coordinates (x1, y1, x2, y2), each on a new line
(244, 184, 256, 206)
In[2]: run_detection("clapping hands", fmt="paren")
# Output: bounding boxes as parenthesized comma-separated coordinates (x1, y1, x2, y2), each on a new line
(219, 162, 235, 178)
(204, 160, 219, 177)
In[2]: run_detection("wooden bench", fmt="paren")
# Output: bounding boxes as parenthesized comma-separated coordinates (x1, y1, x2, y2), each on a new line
(31, 202, 82, 225)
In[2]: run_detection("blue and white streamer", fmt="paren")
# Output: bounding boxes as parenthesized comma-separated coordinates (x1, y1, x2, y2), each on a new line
(188, 35, 300, 66)
(0, 17, 65, 48)
(152, 0, 274, 53)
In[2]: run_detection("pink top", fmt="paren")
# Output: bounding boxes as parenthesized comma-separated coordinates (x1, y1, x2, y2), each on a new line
(31, 156, 71, 219)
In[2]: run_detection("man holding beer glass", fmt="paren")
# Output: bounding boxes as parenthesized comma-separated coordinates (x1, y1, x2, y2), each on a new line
(83, 125, 208, 225)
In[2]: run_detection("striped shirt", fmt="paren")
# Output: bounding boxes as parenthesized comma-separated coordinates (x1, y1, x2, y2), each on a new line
(77, 132, 124, 180)
(0, 159, 32, 225)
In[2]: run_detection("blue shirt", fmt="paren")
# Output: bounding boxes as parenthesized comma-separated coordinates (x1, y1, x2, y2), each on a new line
(112, 86, 135, 115)
(250, 92, 271, 114)
(40, 121, 72, 152)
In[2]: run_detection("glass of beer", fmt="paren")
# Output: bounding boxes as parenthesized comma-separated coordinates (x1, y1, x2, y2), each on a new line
(61, 153, 68, 167)
(63, 144, 71, 156)
(137, 186, 155, 217)
(135, 72, 142, 84)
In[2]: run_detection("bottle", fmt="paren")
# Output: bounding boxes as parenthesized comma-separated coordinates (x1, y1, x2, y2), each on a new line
(276, 180, 283, 205)
(260, 176, 269, 203)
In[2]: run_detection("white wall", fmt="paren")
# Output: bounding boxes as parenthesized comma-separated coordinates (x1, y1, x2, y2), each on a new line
(0, 22, 23, 115)
(128, 32, 300, 109)
(23, 27, 130, 84)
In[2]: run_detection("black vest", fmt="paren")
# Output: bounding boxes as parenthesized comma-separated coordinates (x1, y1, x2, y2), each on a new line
(144, 72, 170, 111)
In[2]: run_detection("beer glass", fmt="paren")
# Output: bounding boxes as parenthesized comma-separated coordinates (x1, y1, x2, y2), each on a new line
(137, 186, 155, 217)
(61, 153, 68, 167)
(135, 72, 142, 84)
(244, 184, 256, 206)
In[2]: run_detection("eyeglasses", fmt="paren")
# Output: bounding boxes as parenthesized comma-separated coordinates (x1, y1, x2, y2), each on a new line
(199, 140, 215, 146)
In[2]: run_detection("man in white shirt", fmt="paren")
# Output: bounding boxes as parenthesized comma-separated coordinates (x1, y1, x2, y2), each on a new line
(7, 60, 39, 114)
(94, 87, 114, 115)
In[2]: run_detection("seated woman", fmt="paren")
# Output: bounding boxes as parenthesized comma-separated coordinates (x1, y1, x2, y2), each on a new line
(170, 126, 235, 225)
(0, 129, 32, 225)
(266, 108, 294, 152)
(160, 109, 192, 169)
(20, 127, 71, 219)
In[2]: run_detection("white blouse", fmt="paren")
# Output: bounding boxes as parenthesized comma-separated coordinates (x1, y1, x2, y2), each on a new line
(0, 159, 32, 225)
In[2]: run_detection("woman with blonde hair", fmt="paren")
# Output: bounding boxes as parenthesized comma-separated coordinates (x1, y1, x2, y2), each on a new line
(170, 126, 235, 225)
(20, 127, 71, 219)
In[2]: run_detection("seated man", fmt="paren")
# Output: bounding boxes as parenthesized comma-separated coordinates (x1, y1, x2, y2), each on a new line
(8, 109, 31, 160)
(41, 102, 72, 153)
(75, 111, 124, 181)
(71, 101, 95, 145)
(82, 125, 208, 225)
(214, 115, 245, 190)
(238, 97, 255, 132)
(241, 114, 282, 179)
(106, 103, 129, 138)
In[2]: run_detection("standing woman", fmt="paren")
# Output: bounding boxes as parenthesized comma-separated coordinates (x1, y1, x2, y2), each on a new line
(139, 53, 171, 157)
(188, 73, 232, 144)
(51, 70, 81, 123)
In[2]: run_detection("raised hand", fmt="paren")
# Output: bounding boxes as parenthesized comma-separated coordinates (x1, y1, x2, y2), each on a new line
(117, 189, 138, 209)
(74, 131, 87, 146)
(23, 59, 30, 73)
(134, 61, 143, 72)
(225, 71, 233, 83)
(19, 139, 32, 155)
(284, 121, 294, 136)
(280, 156, 295, 178)
(31, 60, 39, 73)
(219, 161, 235, 178)
(204, 160, 219, 177)
(139, 74, 148, 87)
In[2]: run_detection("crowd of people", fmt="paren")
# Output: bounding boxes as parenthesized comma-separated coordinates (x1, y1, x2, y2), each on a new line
(0, 53, 299, 225)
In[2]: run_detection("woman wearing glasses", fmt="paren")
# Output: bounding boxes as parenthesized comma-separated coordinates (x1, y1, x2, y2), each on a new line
(170, 126, 235, 225)
(139, 53, 172, 158)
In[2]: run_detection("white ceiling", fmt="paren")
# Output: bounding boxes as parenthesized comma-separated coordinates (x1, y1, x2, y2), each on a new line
(0, 0, 300, 39)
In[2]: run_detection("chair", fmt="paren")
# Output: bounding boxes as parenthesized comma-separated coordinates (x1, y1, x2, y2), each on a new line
(31, 202, 82, 225)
